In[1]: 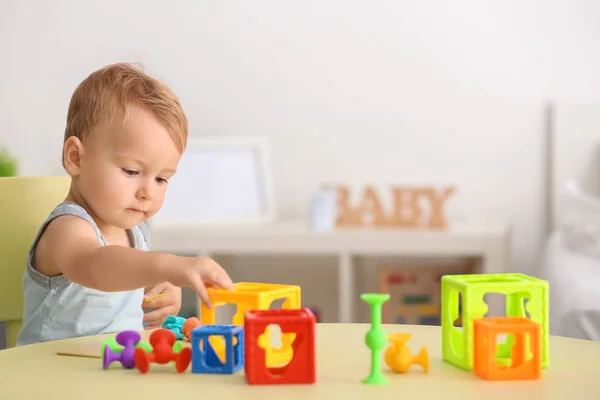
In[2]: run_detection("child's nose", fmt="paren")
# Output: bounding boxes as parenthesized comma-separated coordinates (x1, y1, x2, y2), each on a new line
(136, 187, 150, 200)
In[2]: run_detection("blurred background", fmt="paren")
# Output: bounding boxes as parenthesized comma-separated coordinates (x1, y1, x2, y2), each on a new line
(2, 0, 600, 343)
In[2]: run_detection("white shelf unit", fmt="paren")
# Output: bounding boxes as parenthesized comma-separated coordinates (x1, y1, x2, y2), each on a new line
(149, 220, 511, 322)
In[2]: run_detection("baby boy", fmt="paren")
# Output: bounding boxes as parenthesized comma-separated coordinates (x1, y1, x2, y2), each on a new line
(17, 63, 234, 346)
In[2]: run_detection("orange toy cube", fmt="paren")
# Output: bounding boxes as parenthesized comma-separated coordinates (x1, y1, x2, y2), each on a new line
(200, 282, 301, 366)
(473, 317, 541, 380)
(244, 308, 316, 385)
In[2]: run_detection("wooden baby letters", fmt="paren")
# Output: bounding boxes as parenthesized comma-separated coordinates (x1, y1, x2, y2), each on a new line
(335, 185, 455, 229)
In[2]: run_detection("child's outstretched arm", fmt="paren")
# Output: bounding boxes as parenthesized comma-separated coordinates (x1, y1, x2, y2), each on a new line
(35, 215, 233, 306)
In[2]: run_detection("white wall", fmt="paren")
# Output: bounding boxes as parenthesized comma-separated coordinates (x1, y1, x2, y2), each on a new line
(2, 0, 600, 282)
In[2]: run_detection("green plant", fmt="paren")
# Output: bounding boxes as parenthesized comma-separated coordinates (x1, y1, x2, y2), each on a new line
(0, 148, 18, 177)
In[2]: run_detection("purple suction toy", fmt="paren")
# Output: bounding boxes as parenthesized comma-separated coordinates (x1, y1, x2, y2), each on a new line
(103, 330, 141, 369)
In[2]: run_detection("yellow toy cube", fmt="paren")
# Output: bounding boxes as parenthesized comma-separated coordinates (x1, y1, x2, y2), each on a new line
(200, 282, 301, 366)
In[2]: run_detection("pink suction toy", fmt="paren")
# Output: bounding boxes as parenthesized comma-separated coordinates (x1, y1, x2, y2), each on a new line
(103, 331, 141, 369)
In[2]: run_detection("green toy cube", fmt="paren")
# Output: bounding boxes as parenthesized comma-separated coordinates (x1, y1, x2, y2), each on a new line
(441, 273, 549, 371)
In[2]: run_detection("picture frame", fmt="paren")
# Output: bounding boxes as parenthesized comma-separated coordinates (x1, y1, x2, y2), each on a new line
(149, 136, 276, 227)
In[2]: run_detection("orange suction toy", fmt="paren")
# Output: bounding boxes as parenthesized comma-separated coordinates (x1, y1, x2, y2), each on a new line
(182, 317, 202, 340)
(384, 333, 429, 373)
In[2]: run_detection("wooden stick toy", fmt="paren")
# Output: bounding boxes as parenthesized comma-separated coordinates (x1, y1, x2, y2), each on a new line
(144, 293, 168, 303)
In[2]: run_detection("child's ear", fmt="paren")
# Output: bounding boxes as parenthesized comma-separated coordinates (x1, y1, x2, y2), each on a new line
(63, 136, 84, 176)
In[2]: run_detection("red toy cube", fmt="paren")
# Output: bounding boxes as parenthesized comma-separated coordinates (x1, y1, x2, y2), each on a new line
(244, 308, 316, 384)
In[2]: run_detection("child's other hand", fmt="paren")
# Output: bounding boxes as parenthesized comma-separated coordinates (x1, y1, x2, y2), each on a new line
(168, 256, 234, 308)
(142, 282, 182, 329)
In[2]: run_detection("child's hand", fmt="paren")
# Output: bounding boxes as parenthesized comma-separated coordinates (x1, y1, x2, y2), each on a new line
(142, 282, 182, 329)
(168, 256, 234, 307)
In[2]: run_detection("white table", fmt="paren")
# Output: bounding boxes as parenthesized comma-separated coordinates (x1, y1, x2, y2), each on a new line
(149, 220, 511, 322)
(2, 323, 599, 400)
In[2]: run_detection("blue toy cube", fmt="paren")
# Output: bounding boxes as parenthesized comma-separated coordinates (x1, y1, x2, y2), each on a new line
(191, 324, 244, 374)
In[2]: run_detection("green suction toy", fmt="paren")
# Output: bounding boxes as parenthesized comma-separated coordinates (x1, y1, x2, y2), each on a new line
(361, 293, 390, 385)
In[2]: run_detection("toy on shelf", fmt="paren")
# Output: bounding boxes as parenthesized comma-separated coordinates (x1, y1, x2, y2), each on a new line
(102, 331, 152, 369)
(200, 282, 301, 367)
(378, 262, 475, 325)
(244, 308, 316, 385)
(134, 329, 192, 374)
(384, 333, 429, 374)
(361, 293, 390, 385)
(473, 317, 541, 380)
(182, 317, 202, 340)
(441, 273, 549, 371)
(191, 325, 244, 374)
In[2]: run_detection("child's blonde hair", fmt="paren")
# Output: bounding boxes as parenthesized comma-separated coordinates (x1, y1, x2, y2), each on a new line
(63, 62, 188, 165)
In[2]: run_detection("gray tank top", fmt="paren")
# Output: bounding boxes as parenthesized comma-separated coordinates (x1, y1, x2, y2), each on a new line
(16, 201, 149, 346)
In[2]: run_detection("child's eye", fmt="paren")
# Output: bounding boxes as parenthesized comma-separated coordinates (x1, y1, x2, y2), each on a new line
(122, 168, 138, 176)
(156, 177, 168, 184)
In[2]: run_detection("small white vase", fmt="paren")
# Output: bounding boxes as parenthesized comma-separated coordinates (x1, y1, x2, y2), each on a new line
(309, 186, 337, 233)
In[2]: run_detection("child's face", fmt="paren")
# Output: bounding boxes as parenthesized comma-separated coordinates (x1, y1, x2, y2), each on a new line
(74, 106, 182, 229)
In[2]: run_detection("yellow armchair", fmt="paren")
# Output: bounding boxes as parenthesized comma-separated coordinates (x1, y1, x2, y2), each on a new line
(0, 176, 70, 348)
